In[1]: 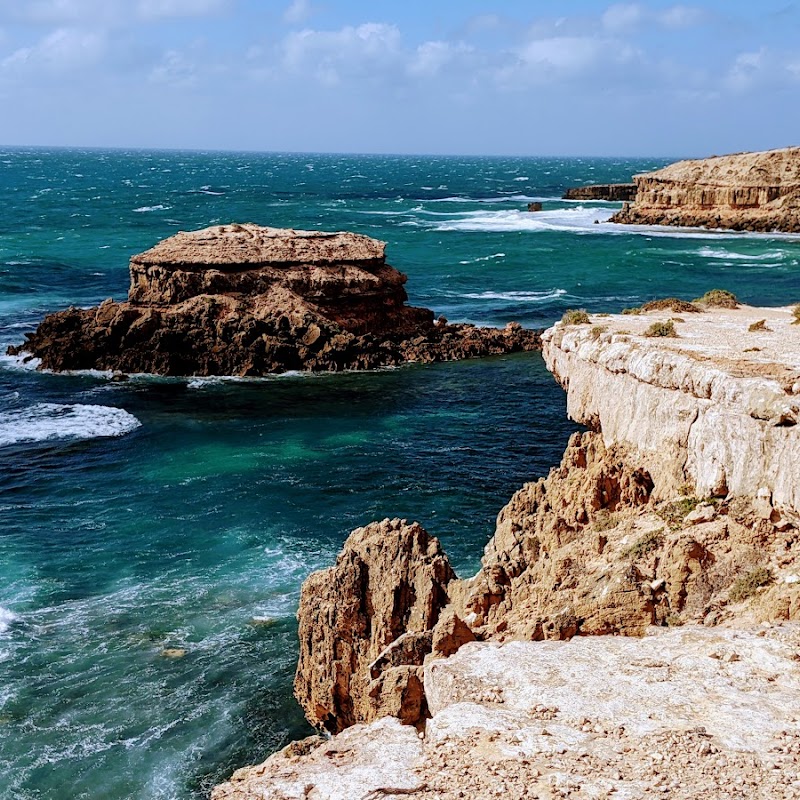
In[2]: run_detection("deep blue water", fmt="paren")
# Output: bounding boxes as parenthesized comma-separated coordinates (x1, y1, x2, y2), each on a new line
(1, 149, 799, 799)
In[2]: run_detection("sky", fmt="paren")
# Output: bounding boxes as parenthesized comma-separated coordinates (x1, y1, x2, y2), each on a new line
(0, 0, 798, 156)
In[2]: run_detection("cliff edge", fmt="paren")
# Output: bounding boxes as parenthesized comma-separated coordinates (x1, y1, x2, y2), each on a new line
(609, 147, 800, 232)
(215, 300, 800, 799)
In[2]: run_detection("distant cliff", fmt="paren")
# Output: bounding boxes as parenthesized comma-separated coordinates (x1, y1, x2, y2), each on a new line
(611, 147, 800, 232)
(562, 183, 636, 201)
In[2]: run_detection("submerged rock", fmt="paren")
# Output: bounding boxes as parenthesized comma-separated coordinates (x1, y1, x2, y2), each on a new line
(610, 147, 800, 232)
(8, 224, 539, 376)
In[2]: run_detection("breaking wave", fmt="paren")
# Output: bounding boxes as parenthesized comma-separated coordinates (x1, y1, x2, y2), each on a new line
(0, 404, 141, 447)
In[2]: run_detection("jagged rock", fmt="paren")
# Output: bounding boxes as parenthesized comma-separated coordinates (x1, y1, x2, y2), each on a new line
(610, 147, 800, 232)
(563, 183, 637, 201)
(7, 224, 539, 376)
(214, 625, 800, 800)
(293, 518, 456, 733)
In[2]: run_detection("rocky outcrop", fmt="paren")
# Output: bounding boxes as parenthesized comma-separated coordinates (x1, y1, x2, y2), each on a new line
(543, 304, 800, 511)
(563, 183, 637, 201)
(214, 624, 800, 800)
(609, 147, 800, 231)
(294, 519, 457, 733)
(8, 224, 539, 376)
(217, 301, 800, 797)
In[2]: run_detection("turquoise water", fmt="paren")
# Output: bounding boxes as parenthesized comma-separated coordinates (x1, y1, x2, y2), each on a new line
(1, 149, 799, 799)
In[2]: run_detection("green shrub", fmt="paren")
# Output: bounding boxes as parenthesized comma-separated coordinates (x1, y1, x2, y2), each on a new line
(624, 529, 664, 559)
(792, 305, 800, 325)
(657, 496, 700, 529)
(644, 320, 677, 338)
(591, 325, 607, 340)
(729, 567, 773, 602)
(748, 319, 769, 332)
(622, 306, 641, 315)
(640, 298, 700, 313)
(693, 289, 739, 308)
(562, 309, 590, 325)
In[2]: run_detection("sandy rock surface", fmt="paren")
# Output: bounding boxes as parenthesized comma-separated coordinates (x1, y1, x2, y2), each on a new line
(610, 147, 800, 232)
(214, 625, 800, 800)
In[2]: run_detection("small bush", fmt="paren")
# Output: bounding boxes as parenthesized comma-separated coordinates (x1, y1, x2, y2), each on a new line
(562, 309, 591, 325)
(592, 509, 618, 532)
(693, 289, 739, 308)
(640, 298, 700, 314)
(729, 566, 773, 602)
(644, 320, 677, 338)
(657, 496, 700, 529)
(624, 528, 664, 559)
(591, 325, 607, 340)
(748, 319, 769, 332)
(792, 305, 800, 325)
(622, 306, 641, 315)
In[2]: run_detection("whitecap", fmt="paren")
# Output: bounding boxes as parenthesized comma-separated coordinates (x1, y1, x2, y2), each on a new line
(0, 606, 17, 633)
(514, 176, 529, 181)
(696, 246, 788, 261)
(456, 289, 567, 303)
(133, 204, 171, 213)
(0, 403, 141, 447)
(458, 253, 507, 265)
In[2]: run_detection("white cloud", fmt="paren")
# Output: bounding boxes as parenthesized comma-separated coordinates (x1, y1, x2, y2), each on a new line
(408, 41, 471, 78)
(149, 48, 196, 86)
(726, 48, 766, 91)
(658, 5, 706, 29)
(2, 26, 105, 71)
(283, 0, 313, 25)
(0, 0, 124, 25)
(137, 0, 228, 20)
(282, 23, 402, 85)
(602, 4, 643, 33)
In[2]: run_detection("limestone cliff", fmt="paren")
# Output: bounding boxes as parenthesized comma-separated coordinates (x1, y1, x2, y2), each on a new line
(216, 302, 800, 798)
(8, 224, 538, 376)
(562, 183, 636, 201)
(610, 147, 800, 232)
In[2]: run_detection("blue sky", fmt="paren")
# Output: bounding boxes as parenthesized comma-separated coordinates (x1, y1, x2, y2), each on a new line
(0, 0, 798, 156)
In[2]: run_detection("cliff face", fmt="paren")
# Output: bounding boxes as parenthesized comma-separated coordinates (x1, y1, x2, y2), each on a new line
(8, 224, 539, 376)
(610, 147, 800, 232)
(562, 183, 636, 201)
(216, 302, 800, 799)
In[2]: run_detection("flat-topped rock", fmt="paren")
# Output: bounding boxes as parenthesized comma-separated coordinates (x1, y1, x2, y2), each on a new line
(610, 147, 800, 232)
(8, 223, 539, 376)
(544, 303, 800, 509)
(132, 224, 385, 268)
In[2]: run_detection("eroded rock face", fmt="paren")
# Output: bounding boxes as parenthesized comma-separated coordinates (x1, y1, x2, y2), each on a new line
(8, 224, 539, 376)
(562, 183, 636, 201)
(294, 518, 456, 733)
(610, 147, 800, 231)
(214, 625, 800, 800)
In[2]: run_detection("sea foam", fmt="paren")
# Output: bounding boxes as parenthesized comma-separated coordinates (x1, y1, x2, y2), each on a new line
(0, 606, 18, 633)
(0, 403, 141, 447)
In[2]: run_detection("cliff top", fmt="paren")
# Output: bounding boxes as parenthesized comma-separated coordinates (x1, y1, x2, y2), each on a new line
(132, 223, 387, 268)
(550, 302, 800, 393)
(636, 146, 800, 187)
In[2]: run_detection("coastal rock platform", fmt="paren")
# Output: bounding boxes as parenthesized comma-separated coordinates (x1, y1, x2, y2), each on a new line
(214, 625, 800, 800)
(8, 224, 539, 376)
(609, 147, 800, 232)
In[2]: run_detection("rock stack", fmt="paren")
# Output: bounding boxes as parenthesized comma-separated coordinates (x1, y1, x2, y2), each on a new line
(8, 224, 539, 376)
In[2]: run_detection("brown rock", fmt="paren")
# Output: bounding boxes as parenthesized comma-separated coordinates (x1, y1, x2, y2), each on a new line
(610, 147, 800, 232)
(563, 183, 637, 201)
(8, 224, 540, 376)
(293, 518, 456, 732)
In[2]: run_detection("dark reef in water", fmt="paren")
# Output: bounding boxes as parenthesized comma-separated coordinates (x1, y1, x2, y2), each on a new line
(8, 223, 540, 377)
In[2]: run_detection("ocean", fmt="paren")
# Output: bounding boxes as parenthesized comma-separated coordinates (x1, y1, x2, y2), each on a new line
(1, 149, 798, 799)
